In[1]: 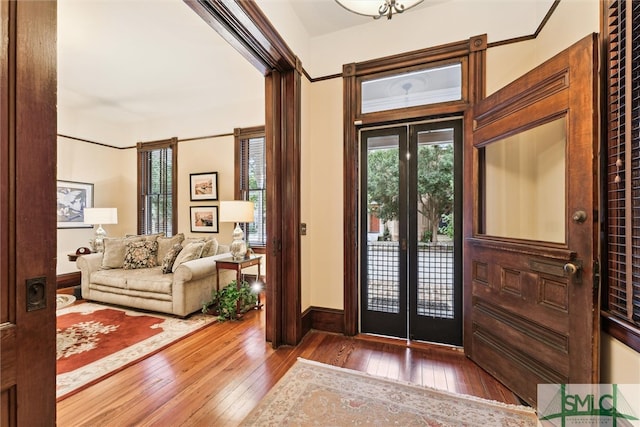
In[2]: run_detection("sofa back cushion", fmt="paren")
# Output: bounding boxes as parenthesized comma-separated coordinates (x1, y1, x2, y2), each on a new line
(157, 233, 185, 264)
(101, 236, 144, 269)
(171, 241, 205, 272)
(201, 238, 219, 258)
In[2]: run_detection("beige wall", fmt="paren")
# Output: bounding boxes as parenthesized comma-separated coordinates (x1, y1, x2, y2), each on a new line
(177, 135, 235, 243)
(305, 77, 344, 310)
(601, 332, 640, 384)
(56, 137, 135, 274)
(301, 76, 312, 311)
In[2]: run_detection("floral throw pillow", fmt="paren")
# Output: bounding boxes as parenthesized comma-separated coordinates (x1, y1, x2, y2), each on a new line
(161, 243, 183, 274)
(123, 240, 158, 270)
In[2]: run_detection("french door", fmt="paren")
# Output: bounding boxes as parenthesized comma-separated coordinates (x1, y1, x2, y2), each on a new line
(360, 120, 462, 345)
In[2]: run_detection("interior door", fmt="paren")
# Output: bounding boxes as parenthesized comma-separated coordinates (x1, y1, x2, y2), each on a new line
(1, 1, 57, 425)
(464, 34, 599, 406)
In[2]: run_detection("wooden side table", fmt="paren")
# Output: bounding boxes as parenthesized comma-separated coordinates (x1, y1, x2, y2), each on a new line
(215, 255, 262, 291)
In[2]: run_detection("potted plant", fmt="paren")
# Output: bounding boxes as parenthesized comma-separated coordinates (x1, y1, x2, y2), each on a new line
(202, 279, 257, 321)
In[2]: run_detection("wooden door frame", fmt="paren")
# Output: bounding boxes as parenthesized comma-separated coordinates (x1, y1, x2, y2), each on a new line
(342, 36, 487, 335)
(1, 1, 57, 424)
(185, 0, 303, 346)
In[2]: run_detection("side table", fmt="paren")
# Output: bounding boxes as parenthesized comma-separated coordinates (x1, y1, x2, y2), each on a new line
(215, 255, 262, 291)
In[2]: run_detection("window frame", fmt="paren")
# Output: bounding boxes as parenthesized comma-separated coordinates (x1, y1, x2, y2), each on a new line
(136, 137, 178, 236)
(234, 126, 266, 251)
(602, 0, 640, 352)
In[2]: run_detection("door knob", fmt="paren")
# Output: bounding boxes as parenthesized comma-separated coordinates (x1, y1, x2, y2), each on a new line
(564, 263, 580, 275)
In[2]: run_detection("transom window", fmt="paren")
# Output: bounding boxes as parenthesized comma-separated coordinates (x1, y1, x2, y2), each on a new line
(360, 62, 462, 115)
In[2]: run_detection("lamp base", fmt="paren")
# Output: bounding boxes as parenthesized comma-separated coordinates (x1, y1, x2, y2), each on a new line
(90, 224, 107, 252)
(230, 223, 247, 260)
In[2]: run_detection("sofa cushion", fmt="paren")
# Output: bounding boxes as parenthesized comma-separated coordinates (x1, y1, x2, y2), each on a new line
(90, 269, 128, 288)
(101, 236, 144, 269)
(125, 266, 173, 294)
(172, 241, 205, 273)
(157, 233, 184, 264)
(161, 243, 183, 274)
(123, 240, 158, 270)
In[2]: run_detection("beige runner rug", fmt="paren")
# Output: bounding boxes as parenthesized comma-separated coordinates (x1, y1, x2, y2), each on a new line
(241, 358, 539, 426)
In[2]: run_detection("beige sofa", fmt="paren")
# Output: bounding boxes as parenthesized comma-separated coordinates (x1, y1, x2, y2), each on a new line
(77, 234, 236, 317)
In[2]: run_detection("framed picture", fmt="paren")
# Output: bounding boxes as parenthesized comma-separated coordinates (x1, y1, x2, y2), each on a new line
(190, 172, 218, 201)
(57, 180, 94, 228)
(190, 206, 219, 233)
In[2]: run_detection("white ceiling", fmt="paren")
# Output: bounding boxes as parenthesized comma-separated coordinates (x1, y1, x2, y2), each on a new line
(57, 0, 555, 141)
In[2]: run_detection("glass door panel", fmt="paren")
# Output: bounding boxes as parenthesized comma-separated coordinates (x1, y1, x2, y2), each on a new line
(483, 117, 566, 243)
(361, 128, 407, 338)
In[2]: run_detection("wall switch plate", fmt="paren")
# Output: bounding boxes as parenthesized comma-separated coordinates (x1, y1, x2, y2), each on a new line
(300, 223, 307, 235)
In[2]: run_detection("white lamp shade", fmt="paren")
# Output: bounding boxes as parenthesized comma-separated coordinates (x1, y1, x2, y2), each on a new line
(219, 201, 254, 223)
(335, 0, 423, 17)
(84, 207, 118, 225)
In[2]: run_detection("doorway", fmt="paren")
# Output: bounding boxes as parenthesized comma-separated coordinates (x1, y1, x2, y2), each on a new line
(360, 119, 462, 345)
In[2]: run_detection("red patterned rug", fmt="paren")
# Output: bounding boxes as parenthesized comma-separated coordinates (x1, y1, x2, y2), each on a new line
(56, 302, 215, 401)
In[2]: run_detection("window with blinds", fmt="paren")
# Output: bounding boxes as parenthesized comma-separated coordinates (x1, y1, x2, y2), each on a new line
(137, 138, 177, 236)
(235, 127, 266, 248)
(604, 0, 640, 341)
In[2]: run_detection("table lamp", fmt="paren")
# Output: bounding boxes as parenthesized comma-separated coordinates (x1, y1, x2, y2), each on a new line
(219, 201, 254, 260)
(83, 207, 118, 252)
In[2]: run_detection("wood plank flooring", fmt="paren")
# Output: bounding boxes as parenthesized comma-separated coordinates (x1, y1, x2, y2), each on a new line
(56, 300, 521, 426)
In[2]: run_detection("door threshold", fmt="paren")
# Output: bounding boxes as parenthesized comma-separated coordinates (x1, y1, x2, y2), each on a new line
(356, 333, 463, 353)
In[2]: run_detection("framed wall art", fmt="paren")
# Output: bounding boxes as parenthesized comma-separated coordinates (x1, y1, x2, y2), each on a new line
(190, 206, 219, 233)
(190, 172, 218, 201)
(57, 180, 94, 228)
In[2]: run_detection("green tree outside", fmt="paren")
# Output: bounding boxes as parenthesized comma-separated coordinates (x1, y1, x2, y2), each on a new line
(367, 143, 453, 242)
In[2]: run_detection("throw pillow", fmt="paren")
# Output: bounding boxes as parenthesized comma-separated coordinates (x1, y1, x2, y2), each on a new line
(200, 238, 219, 258)
(123, 240, 159, 270)
(157, 233, 185, 264)
(171, 241, 205, 273)
(161, 243, 183, 274)
(101, 236, 144, 269)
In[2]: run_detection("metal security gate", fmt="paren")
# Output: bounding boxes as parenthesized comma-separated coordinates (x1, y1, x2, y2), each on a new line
(361, 120, 462, 345)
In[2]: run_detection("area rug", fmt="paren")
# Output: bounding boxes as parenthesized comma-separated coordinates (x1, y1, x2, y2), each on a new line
(241, 358, 540, 426)
(56, 302, 215, 401)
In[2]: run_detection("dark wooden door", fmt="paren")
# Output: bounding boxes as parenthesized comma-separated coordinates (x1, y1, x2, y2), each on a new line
(1, 1, 57, 425)
(463, 34, 599, 406)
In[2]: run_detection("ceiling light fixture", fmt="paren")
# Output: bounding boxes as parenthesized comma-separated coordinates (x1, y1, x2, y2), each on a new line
(335, 0, 423, 20)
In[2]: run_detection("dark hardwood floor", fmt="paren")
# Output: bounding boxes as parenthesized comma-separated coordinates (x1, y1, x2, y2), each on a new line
(56, 295, 521, 426)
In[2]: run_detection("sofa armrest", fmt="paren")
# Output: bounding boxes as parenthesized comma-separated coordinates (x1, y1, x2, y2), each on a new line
(174, 256, 218, 282)
(76, 252, 103, 275)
